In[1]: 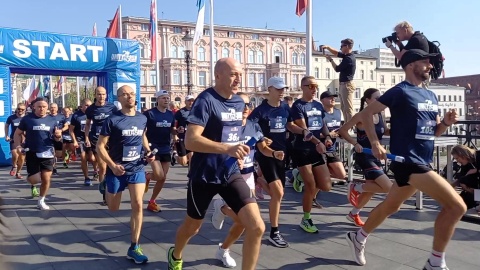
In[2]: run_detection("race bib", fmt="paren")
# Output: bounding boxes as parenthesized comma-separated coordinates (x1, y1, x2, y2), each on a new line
(326, 122, 340, 129)
(221, 126, 241, 145)
(415, 119, 436, 140)
(62, 135, 72, 141)
(243, 150, 255, 169)
(36, 148, 54, 158)
(80, 120, 86, 132)
(95, 126, 102, 136)
(308, 116, 322, 130)
(122, 145, 141, 161)
(269, 117, 287, 133)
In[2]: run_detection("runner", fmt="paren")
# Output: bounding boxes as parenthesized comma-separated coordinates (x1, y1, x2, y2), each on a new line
(144, 90, 175, 212)
(84, 86, 118, 204)
(210, 92, 284, 267)
(61, 107, 74, 167)
(96, 85, 152, 264)
(345, 49, 467, 269)
(13, 97, 63, 210)
(247, 76, 303, 248)
(70, 99, 98, 186)
(49, 103, 68, 175)
(290, 76, 333, 234)
(172, 95, 195, 166)
(5, 104, 27, 179)
(338, 88, 392, 227)
(167, 58, 264, 270)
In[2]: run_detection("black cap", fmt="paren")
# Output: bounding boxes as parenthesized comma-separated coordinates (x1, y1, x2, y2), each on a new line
(400, 49, 438, 69)
(320, 91, 338, 99)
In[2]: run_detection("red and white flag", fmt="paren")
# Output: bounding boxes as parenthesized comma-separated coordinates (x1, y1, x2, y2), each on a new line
(149, 0, 158, 63)
(296, 0, 308, 17)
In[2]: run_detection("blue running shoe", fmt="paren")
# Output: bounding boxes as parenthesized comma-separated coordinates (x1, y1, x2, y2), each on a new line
(127, 245, 148, 264)
(98, 180, 106, 195)
(84, 178, 92, 186)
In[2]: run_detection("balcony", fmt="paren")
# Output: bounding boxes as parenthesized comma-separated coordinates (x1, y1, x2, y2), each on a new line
(245, 63, 266, 70)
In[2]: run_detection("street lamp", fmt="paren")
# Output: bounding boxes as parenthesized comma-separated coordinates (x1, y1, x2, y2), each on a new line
(182, 30, 194, 96)
(83, 77, 88, 99)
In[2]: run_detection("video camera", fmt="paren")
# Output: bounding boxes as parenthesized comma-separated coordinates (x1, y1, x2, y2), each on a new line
(382, 32, 398, 44)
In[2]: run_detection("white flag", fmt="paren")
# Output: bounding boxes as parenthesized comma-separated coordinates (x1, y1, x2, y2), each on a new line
(193, 0, 206, 44)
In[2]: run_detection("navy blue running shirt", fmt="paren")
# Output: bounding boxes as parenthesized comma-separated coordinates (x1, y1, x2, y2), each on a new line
(357, 113, 385, 158)
(240, 120, 264, 175)
(70, 111, 87, 141)
(174, 107, 191, 141)
(6, 114, 23, 138)
(62, 114, 72, 139)
(187, 88, 244, 184)
(291, 99, 326, 150)
(322, 108, 342, 152)
(85, 102, 118, 142)
(50, 114, 66, 129)
(248, 99, 291, 151)
(101, 111, 147, 175)
(377, 81, 439, 164)
(18, 114, 57, 155)
(144, 108, 174, 154)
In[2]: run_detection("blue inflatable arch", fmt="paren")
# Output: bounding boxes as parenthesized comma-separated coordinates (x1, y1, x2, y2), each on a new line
(0, 27, 141, 166)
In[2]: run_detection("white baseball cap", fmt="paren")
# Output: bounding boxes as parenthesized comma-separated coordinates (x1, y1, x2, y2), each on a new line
(185, 95, 195, 101)
(155, 90, 169, 98)
(267, 77, 288, 89)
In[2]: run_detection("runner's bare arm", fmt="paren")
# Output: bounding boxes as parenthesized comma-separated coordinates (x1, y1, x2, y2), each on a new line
(96, 135, 115, 168)
(142, 132, 152, 153)
(358, 101, 387, 146)
(69, 125, 77, 145)
(3, 123, 9, 141)
(13, 128, 24, 149)
(338, 113, 363, 145)
(84, 119, 92, 142)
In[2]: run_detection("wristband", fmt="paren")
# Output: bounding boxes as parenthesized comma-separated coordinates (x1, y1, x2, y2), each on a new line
(441, 118, 451, 126)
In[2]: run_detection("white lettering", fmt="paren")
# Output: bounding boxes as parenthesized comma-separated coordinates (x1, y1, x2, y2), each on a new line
(32, 41, 51, 60)
(122, 126, 143, 136)
(13, 39, 31, 58)
(70, 44, 87, 62)
(49, 43, 69, 61)
(87, 45, 103, 62)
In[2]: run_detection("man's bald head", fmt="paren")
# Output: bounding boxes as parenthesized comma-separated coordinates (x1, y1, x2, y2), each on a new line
(214, 58, 242, 94)
(95, 86, 106, 94)
(117, 85, 134, 96)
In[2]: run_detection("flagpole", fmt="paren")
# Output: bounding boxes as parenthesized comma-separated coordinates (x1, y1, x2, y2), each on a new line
(154, 0, 161, 91)
(306, 0, 312, 76)
(119, 5, 123, 38)
(61, 77, 65, 108)
(50, 77, 54, 103)
(76, 77, 80, 106)
(209, 0, 214, 86)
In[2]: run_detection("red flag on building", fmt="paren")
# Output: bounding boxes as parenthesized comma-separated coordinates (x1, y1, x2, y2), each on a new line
(296, 0, 308, 17)
(92, 23, 97, 36)
(149, 0, 158, 63)
(106, 8, 120, 38)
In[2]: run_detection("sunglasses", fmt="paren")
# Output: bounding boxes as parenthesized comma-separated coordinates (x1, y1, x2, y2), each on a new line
(17, 109, 25, 111)
(302, 84, 318, 90)
(244, 102, 253, 109)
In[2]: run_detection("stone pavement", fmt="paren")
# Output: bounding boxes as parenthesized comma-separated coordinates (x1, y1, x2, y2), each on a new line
(1, 163, 479, 270)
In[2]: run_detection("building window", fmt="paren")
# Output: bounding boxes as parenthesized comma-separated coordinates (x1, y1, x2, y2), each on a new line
(448, 95, 451, 101)
(443, 95, 446, 101)
(280, 73, 287, 85)
(150, 70, 157, 86)
(256, 51, 263, 64)
(150, 97, 156, 109)
(234, 49, 241, 63)
(197, 47, 205, 61)
(380, 75, 385, 84)
(257, 73, 265, 87)
(248, 50, 255, 63)
(140, 70, 146, 85)
(203, 29, 210, 35)
(140, 97, 146, 108)
(222, 48, 229, 58)
(391, 75, 396, 84)
(173, 70, 180, 85)
(140, 44, 145, 59)
(228, 31, 235, 38)
(437, 95, 441, 101)
(173, 27, 182, 33)
(248, 73, 255, 87)
(213, 48, 218, 62)
(360, 70, 365, 80)
(299, 53, 306, 65)
(141, 24, 149, 31)
(335, 88, 338, 95)
(296, 38, 301, 43)
(178, 46, 185, 58)
(198, 71, 206, 86)
(459, 108, 463, 116)
(252, 34, 259, 40)
(459, 95, 462, 101)
(355, 88, 361, 99)
(292, 53, 298, 65)
(292, 74, 298, 87)
(369, 70, 374, 80)
(274, 51, 282, 63)
(169, 46, 178, 58)
(399, 75, 404, 81)
(326, 68, 331, 79)
(314, 68, 319, 78)
(454, 95, 457, 101)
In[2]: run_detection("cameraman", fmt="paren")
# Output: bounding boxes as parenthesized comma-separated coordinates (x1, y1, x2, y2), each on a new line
(385, 21, 429, 60)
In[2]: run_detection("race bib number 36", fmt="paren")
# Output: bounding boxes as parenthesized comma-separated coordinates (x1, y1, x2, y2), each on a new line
(221, 126, 241, 145)
(122, 145, 141, 161)
(415, 119, 436, 140)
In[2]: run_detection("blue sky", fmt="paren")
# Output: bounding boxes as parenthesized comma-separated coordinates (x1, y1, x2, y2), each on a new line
(0, 0, 476, 77)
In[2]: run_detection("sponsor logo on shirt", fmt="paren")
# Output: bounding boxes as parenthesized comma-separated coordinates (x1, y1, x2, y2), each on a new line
(156, 120, 172, 127)
(306, 108, 322, 117)
(32, 124, 51, 131)
(94, 113, 109, 120)
(418, 99, 438, 112)
(122, 126, 144, 136)
(221, 108, 242, 121)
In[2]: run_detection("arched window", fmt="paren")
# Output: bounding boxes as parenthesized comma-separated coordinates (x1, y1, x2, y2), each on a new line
(140, 43, 145, 59)
(256, 51, 263, 64)
(213, 48, 218, 61)
(234, 49, 242, 63)
(169, 46, 177, 58)
(248, 50, 254, 63)
(222, 48, 229, 58)
(178, 46, 185, 58)
(299, 53, 306, 65)
(292, 53, 298, 65)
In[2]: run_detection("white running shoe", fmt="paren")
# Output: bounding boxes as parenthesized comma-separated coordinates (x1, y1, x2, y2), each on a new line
(211, 199, 225, 230)
(215, 243, 236, 268)
(346, 231, 366, 266)
(37, 200, 50, 210)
